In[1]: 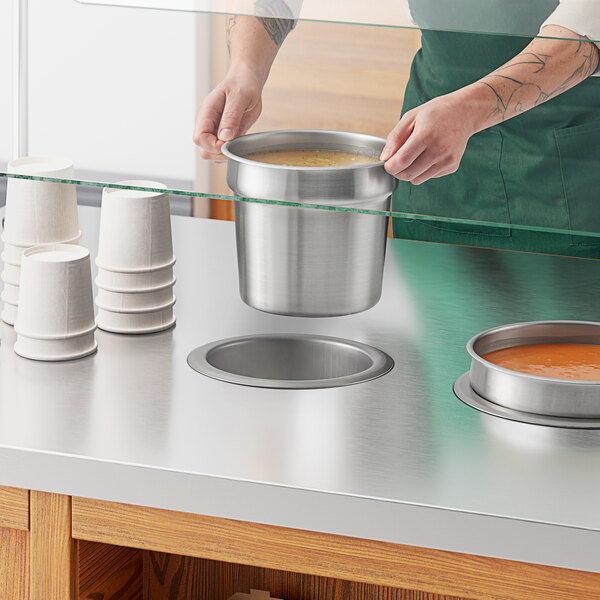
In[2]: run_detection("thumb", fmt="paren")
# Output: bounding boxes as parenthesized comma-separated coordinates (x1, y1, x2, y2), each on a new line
(217, 89, 255, 142)
(380, 114, 415, 161)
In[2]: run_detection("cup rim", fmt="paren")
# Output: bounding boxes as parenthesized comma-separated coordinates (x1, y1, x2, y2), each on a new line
(1, 296, 18, 307)
(103, 180, 168, 200)
(0, 252, 22, 267)
(22, 243, 90, 265)
(1, 231, 82, 248)
(8, 156, 74, 175)
(94, 276, 176, 294)
(1, 272, 19, 286)
(95, 296, 176, 314)
(14, 339, 98, 362)
(14, 323, 97, 341)
(96, 315, 176, 335)
(95, 256, 176, 273)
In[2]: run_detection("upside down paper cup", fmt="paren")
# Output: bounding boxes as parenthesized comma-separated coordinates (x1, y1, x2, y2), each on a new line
(14, 244, 97, 361)
(95, 277, 176, 311)
(1, 231, 82, 266)
(3, 157, 79, 245)
(96, 298, 176, 335)
(1, 301, 18, 326)
(0, 280, 19, 305)
(94, 259, 175, 290)
(1, 257, 21, 282)
(97, 181, 174, 271)
(14, 326, 97, 362)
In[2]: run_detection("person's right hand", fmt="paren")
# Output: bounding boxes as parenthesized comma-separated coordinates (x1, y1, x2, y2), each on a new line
(193, 70, 263, 162)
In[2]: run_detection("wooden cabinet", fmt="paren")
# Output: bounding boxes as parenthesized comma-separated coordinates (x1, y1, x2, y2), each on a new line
(2, 486, 600, 600)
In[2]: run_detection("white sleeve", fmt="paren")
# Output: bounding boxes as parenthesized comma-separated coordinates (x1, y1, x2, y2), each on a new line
(253, 0, 302, 20)
(540, 0, 600, 50)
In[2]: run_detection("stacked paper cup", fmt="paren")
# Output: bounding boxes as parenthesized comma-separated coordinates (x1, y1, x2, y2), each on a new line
(14, 244, 97, 361)
(1, 157, 80, 325)
(95, 181, 176, 334)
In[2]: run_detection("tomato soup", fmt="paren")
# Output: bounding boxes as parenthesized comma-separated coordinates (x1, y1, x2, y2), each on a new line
(244, 149, 379, 167)
(483, 343, 600, 381)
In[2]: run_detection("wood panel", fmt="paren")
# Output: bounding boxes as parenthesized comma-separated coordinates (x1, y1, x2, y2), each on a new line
(202, 18, 419, 220)
(0, 485, 29, 531)
(30, 492, 76, 600)
(78, 541, 143, 600)
(0, 527, 29, 600)
(72, 497, 600, 600)
(144, 553, 469, 600)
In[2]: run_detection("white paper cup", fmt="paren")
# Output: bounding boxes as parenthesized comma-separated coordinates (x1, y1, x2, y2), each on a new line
(95, 278, 175, 311)
(0, 280, 19, 305)
(3, 157, 79, 245)
(97, 181, 174, 271)
(96, 299, 176, 334)
(1, 231, 82, 265)
(1, 257, 21, 282)
(1, 301, 18, 325)
(95, 260, 175, 290)
(16, 244, 96, 340)
(14, 326, 97, 362)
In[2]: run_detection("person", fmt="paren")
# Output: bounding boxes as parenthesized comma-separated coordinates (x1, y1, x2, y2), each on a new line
(193, 1, 600, 257)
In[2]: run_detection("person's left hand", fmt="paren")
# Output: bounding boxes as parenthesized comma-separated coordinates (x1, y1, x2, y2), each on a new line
(380, 91, 478, 185)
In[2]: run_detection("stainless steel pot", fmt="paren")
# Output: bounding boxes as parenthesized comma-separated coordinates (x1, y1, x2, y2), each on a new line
(222, 130, 397, 317)
(467, 321, 600, 418)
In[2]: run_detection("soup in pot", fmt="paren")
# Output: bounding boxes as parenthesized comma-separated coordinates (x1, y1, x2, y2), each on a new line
(482, 343, 600, 381)
(243, 149, 380, 167)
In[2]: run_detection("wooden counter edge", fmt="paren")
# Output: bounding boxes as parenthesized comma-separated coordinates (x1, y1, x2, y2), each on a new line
(71, 496, 600, 600)
(0, 485, 29, 531)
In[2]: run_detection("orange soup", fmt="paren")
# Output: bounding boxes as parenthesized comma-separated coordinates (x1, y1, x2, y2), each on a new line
(244, 149, 379, 167)
(483, 343, 600, 381)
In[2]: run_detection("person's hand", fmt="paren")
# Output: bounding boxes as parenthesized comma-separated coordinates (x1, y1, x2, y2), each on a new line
(193, 69, 263, 162)
(380, 91, 479, 185)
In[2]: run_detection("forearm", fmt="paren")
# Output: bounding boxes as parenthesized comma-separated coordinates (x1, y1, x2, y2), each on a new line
(226, 14, 295, 87)
(457, 25, 599, 133)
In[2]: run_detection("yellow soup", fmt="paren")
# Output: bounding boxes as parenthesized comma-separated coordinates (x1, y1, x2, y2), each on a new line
(244, 149, 380, 167)
(483, 343, 600, 381)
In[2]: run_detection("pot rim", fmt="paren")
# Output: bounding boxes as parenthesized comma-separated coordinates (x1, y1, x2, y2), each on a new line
(222, 129, 387, 172)
(467, 320, 600, 386)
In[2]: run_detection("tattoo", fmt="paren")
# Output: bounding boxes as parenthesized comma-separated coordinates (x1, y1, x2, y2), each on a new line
(478, 37, 599, 121)
(226, 15, 238, 56)
(254, 0, 297, 47)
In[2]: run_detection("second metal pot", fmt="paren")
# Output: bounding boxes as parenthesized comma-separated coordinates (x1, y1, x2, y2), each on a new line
(222, 130, 397, 317)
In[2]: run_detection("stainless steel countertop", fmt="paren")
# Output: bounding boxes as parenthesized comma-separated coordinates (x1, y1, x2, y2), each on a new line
(1, 206, 599, 572)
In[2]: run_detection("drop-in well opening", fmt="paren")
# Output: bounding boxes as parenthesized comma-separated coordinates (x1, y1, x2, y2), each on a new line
(188, 334, 394, 389)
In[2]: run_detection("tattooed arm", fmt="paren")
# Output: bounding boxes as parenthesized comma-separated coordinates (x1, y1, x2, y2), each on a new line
(193, 3, 296, 159)
(475, 26, 598, 125)
(381, 25, 600, 185)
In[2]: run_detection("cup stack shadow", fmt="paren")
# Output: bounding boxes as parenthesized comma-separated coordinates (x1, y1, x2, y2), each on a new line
(95, 181, 176, 334)
(1, 157, 81, 326)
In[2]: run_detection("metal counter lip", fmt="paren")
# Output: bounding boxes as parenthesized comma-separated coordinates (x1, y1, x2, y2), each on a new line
(1, 206, 600, 574)
(1, 447, 600, 574)
(1, 441, 600, 533)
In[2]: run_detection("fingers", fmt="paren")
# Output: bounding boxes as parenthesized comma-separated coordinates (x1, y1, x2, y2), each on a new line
(383, 133, 427, 179)
(217, 88, 256, 142)
(194, 88, 227, 160)
(380, 112, 416, 161)
(238, 98, 262, 138)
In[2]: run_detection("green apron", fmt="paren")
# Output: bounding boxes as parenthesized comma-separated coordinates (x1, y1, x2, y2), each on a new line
(392, 2, 600, 258)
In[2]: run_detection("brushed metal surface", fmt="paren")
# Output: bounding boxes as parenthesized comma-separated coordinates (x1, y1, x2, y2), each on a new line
(222, 130, 397, 317)
(467, 321, 600, 418)
(1, 206, 600, 572)
(454, 373, 600, 429)
(187, 334, 394, 389)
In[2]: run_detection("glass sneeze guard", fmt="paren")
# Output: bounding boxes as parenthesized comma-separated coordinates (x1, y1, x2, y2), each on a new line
(74, 0, 600, 42)
(2, 0, 600, 257)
